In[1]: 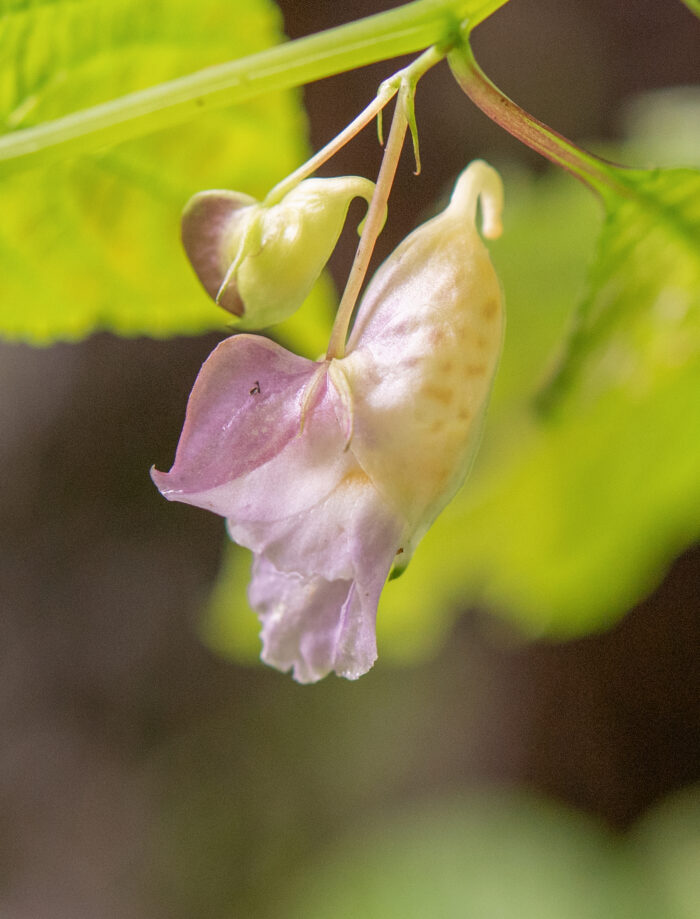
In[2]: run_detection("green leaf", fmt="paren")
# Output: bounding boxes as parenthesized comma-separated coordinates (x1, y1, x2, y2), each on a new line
(540, 167, 700, 412)
(632, 785, 700, 919)
(0, 0, 312, 342)
(199, 544, 260, 665)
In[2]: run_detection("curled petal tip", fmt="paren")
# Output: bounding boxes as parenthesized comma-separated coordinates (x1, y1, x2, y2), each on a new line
(150, 464, 174, 497)
(450, 160, 504, 239)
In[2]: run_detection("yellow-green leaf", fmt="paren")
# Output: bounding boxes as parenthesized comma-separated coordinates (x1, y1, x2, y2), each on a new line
(0, 0, 311, 342)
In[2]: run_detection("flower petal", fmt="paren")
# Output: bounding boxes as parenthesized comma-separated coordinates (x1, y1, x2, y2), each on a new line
(152, 334, 319, 508)
(217, 387, 353, 527)
(181, 189, 256, 314)
(247, 469, 402, 682)
(342, 163, 505, 552)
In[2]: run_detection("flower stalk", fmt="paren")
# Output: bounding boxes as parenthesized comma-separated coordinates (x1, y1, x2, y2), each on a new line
(448, 40, 625, 198)
(265, 44, 443, 206)
(325, 98, 408, 361)
(325, 45, 445, 360)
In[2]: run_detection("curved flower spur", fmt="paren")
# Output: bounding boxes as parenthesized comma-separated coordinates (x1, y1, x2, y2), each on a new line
(152, 161, 505, 683)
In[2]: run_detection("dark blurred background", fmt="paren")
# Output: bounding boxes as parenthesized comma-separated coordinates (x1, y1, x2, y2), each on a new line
(0, 1, 698, 917)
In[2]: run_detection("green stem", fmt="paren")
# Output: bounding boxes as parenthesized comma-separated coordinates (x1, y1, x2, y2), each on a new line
(448, 40, 624, 197)
(0, 0, 509, 177)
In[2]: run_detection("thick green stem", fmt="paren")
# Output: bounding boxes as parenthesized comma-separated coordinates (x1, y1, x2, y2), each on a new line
(0, 0, 509, 176)
(449, 41, 624, 197)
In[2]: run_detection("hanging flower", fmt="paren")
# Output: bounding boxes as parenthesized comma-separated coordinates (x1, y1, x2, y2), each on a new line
(181, 176, 375, 327)
(153, 161, 504, 683)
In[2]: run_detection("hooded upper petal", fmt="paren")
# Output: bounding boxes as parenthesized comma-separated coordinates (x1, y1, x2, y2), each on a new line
(340, 161, 505, 555)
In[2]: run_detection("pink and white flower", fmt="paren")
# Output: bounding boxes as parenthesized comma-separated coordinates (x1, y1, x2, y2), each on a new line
(153, 161, 504, 683)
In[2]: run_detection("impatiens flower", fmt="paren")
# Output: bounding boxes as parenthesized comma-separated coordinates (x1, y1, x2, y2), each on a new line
(181, 176, 375, 327)
(153, 161, 504, 683)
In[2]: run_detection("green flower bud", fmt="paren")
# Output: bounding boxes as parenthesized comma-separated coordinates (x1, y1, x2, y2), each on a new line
(181, 176, 376, 329)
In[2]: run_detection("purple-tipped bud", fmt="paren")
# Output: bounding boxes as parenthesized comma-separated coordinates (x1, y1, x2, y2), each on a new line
(182, 176, 375, 329)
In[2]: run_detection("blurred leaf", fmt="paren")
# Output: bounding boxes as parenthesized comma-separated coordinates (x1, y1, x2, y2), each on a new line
(0, 0, 314, 342)
(620, 87, 700, 168)
(282, 791, 653, 919)
(540, 166, 700, 411)
(200, 544, 260, 664)
(632, 784, 700, 919)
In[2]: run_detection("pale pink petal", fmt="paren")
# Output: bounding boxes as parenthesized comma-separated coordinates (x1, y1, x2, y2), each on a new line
(251, 560, 367, 684)
(155, 352, 357, 525)
(231, 465, 400, 580)
(152, 333, 405, 682)
(247, 471, 402, 683)
(152, 334, 321, 514)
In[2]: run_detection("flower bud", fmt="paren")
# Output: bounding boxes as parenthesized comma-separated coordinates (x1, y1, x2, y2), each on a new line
(181, 176, 376, 329)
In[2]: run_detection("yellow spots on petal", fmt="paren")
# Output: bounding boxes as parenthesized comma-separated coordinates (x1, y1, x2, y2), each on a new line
(481, 296, 500, 321)
(430, 418, 446, 434)
(457, 406, 471, 422)
(340, 467, 371, 488)
(429, 326, 448, 346)
(463, 362, 487, 378)
(421, 382, 454, 406)
(430, 464, 452, 490)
